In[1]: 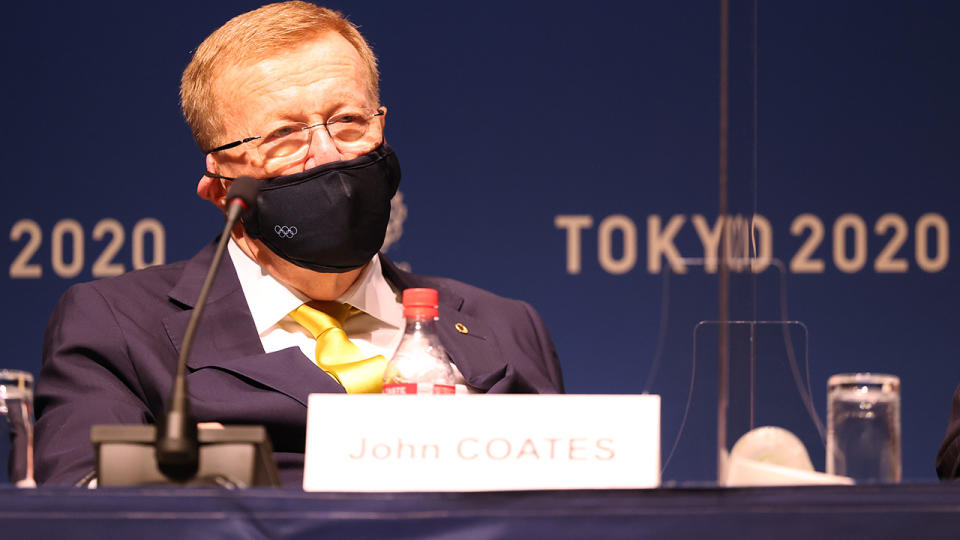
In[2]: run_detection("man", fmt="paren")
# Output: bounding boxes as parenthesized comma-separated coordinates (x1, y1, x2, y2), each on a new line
(937, 387, 960, 478)
(35, 1, 563, 487)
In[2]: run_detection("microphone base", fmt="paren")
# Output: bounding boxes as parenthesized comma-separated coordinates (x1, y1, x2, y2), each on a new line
(91, 424, 280, 487)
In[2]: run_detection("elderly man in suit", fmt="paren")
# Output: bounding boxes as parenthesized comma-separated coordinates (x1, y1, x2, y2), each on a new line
(35, 1, 563, 487)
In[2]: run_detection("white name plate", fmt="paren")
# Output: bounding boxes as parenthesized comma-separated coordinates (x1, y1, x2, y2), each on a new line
(303, 394, 660, 492)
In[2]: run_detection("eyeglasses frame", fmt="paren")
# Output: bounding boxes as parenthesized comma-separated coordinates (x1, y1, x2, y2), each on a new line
(202, 107, 386, 181)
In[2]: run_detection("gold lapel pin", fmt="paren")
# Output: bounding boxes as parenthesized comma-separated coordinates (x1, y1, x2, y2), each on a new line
(454, 322, 469, 334)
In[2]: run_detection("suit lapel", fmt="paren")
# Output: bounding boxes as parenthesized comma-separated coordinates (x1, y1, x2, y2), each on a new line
(380, 254, 510, 391)
(162, 242, 344, 408)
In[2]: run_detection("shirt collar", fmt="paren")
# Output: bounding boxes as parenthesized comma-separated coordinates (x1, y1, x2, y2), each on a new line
(336, 254, 403, 329)
(227, 239, 402, 335)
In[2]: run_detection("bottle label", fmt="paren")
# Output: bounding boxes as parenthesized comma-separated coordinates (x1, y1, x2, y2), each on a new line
(383, 382, 456, 395)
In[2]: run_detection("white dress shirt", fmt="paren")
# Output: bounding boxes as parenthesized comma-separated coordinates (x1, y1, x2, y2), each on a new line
(227, 239, 405, 364)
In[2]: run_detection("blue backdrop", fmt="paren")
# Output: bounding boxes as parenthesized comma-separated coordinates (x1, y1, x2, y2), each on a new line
(3, 1, 958, 483)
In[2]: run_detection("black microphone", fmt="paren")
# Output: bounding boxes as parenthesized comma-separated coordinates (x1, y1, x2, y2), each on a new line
(155, 177, 259, 481)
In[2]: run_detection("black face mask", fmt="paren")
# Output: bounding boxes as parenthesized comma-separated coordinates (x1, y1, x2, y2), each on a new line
(241, 143, 401, 273)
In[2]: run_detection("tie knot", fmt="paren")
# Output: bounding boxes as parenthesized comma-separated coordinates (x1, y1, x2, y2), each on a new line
(311, 301, 353, 323)
(287, 301, 386, 393)
(289, 301, 353, 339)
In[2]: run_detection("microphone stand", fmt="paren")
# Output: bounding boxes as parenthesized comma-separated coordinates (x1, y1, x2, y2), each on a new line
(90, 177, 279, 487)
(155, 195, 249, 480)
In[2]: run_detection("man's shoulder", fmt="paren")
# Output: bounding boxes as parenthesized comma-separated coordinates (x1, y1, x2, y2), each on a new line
(62, 241, 218, 308)
(65, 258, 189, 304)
(45, 256, 195, 351)
(383, 258, 535, 320)
(415, 273, 521, 308)
(385, 259, 563, 393)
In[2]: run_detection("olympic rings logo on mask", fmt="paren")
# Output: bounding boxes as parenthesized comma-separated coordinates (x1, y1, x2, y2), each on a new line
(274, 225, 299, 239)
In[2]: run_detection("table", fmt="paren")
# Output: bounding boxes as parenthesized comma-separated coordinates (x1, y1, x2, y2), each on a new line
(2, 484, 960, 539)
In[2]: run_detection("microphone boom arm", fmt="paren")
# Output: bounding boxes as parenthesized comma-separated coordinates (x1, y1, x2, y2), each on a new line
(155, 179, 256, 481)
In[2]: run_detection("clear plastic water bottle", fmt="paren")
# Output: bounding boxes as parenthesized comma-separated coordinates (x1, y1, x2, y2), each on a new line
(382, 288, 458, 394)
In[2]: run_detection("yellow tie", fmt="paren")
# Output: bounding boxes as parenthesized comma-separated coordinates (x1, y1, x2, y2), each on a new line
(289, 302, 387, 393)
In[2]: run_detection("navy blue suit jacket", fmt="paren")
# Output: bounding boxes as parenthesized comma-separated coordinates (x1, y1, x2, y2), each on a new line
(35, 242, 564, 486)
(936, 385, 960, 478)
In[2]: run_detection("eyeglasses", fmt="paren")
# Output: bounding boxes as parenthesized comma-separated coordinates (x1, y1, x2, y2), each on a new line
(204, 107, 385, 179)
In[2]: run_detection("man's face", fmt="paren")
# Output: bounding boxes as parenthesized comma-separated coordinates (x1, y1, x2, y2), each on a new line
(210, 31, 383, 178)
(201, 31, 386, 300)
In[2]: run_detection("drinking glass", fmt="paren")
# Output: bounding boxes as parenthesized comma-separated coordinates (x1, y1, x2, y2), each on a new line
(1, 370, 35, 487)
(826, 373, 900, 483)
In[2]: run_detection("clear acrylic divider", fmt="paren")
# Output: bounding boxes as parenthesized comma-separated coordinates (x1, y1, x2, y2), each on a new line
(659, 319, 824, 485)
(702, 321, 825, 484)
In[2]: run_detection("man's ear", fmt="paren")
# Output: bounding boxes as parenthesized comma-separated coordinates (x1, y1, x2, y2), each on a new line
(198, 154, 229, 211)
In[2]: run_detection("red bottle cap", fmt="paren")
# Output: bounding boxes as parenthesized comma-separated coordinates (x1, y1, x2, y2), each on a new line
(402, 288, 439, 319)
